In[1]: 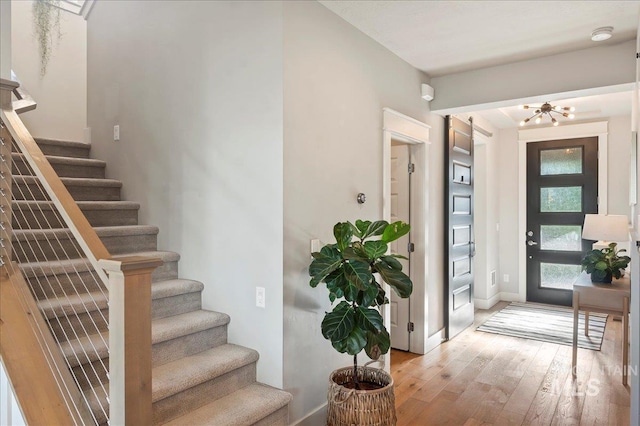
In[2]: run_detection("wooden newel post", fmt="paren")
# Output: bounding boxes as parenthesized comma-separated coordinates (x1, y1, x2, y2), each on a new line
(99, 256, 162, 426)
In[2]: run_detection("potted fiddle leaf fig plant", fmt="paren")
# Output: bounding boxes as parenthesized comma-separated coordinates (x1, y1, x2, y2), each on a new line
(309, 219, 412, 426)
(580, 242, 630, 283)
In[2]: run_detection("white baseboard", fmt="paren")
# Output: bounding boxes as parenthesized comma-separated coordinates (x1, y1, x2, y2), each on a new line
(499, 291, 525, 302)
(290, 402, 327, 426)
(424, 328, 445, 353)
(474, 293, 501, 310)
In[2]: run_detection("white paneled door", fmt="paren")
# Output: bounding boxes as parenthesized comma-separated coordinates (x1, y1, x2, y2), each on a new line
(390, 143, 412, 351)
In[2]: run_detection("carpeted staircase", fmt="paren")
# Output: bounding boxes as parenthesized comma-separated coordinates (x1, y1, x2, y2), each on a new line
(11, 138, 291, 425)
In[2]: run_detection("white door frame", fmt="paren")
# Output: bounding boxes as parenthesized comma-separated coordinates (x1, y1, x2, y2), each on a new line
(516, 121, 609, 302)
(382, 108, 433, 354)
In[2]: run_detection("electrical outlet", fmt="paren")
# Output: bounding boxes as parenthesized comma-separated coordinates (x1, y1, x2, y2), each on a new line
(256, 287, 265, 308)
(503, 274, 510, 283)
(311, 239, 321, 253)
(113, 125, 120, 141)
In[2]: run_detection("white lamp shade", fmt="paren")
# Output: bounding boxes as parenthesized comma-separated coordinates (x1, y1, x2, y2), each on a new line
(582, 214, 630, 242)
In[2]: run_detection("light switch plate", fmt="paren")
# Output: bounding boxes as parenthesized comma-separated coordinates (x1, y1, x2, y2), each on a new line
(256, 287, 265, 308)
(113, 125, 120, 141)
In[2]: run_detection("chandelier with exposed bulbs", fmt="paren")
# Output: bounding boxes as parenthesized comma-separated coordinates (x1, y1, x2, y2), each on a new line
(518, 102, 575, 127)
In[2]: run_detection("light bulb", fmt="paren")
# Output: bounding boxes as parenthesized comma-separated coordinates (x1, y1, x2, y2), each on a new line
(569, 106, 575, 112)
(535, 116, 542, 124)
(568, 113, 575, 119)
(519, 120, 526, 126)
(518, 105, 524, 110)
(552, 118, 558, 126)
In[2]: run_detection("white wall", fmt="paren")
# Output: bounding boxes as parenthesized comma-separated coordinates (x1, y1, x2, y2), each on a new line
(1, 0, 11, 79)
(11, 0, 86, 141)
(496, 116, 632, 297)
(467, 115, 500, 309)
(496, 128, 521, 296)
(282, 2, 434, 423)
(86, 0, 284, 388)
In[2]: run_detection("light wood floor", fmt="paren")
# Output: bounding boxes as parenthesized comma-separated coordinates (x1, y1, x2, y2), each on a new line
(390, 302, 631, 425)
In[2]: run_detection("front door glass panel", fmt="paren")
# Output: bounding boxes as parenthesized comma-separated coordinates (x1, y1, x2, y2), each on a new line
(540, 186, 582, 212)
(540, 225, 582, 251)
(540, 147, 583, 175)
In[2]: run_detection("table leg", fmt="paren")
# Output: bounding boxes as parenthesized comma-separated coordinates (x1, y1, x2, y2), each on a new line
(623, 296, 629, 386)
(572, 291, 579, 379)
(584, 312, 589, 336)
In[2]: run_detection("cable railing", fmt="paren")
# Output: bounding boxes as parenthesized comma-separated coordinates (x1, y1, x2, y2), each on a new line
(8, 139, 109, 423)
(0, 75, 160, 425)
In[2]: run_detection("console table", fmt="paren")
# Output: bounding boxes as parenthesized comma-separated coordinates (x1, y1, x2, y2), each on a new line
(572, 272, 630, 385)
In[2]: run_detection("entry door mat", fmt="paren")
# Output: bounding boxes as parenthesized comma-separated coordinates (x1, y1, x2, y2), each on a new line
(477, 302, 607, 351)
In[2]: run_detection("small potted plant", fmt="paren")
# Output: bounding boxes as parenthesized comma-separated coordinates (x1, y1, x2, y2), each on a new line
(580, 242, 630, 283)
(309, 220, 412, 426)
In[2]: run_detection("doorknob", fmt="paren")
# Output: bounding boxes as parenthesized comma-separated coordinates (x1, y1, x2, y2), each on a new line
(527, 240, 538, 246)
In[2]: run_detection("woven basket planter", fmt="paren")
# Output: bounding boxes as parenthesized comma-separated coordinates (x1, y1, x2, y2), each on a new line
(327, 366, 396, 426)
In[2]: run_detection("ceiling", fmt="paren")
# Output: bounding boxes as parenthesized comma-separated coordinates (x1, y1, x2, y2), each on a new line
(319, 1, 639, 128)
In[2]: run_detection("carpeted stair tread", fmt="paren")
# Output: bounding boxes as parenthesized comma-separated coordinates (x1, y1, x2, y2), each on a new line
(161, 383, 293, 426)
(37, 279, 204, 318)
(38, 290, 109, 319)
(13, 225, 159, 239)
(13, 200, 140, 211)
(34, 138, 91, 158)
(60, 331, 109, 367)
(153, 344, 259, 402)
(12, 152, 106, 169)
(61, 307, 226, 367)
(14, 175, 122, 188)
(152, 310, 230, 345)
(19, 250, 180, 278)
(152, 279, 204, 299)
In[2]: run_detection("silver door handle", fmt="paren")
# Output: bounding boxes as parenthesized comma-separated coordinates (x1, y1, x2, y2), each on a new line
(527, 240, 538, 246)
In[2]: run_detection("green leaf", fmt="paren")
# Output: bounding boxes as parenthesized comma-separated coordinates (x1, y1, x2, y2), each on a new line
(326, 269, 346, 300)
(364, 240, 388, 260)
(343, 280, 359, 302)
(334, 222, 353, 252)
(331, 326, 367, 356)
(377, 263, 413, 298)
(344, 260, 372, 290)
(342, 242, 369, 262)
(354, 220, 371, 238)
(595, 261, 608, 271)
(357, 280, 380, 307)
(363, 221, 389, 239)
(381, 221, 410, 243)
(365, 329, 390, 360)
(380, 256, 402, 271)
(356, 306, 384, 333)
(321, 301, 354, 342)
(309, 246, 343, 287)
(387, 253, 408, 260)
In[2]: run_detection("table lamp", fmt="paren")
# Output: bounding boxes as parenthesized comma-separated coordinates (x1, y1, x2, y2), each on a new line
(582, 214, 630, 250)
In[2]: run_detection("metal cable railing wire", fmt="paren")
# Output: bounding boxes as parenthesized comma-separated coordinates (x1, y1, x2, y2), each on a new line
(1, 126, 111, 424)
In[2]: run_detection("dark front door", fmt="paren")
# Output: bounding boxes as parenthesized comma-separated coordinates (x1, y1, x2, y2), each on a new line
(445, 116, 475, 340)
(526, 137, 598, 306)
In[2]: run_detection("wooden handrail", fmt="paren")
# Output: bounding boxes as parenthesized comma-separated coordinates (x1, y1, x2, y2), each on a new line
(0, 263, 95, 425)
(9, 71, 36, 114)
(1, 78, 111, 284)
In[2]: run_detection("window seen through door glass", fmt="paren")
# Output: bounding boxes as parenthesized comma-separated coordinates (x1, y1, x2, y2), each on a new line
(540, 186, 582, 212)
(540, 225, 582, 251)
(540, 263, 582, 290)
(540, 148, 583, 175)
